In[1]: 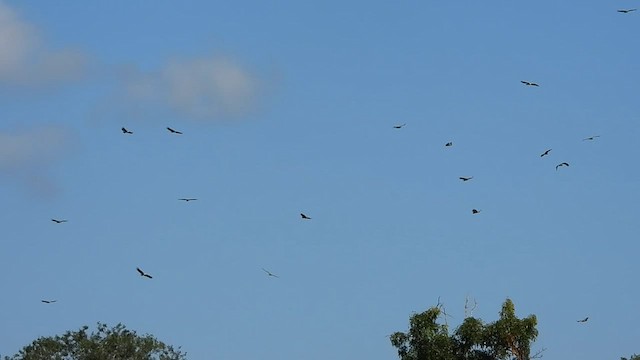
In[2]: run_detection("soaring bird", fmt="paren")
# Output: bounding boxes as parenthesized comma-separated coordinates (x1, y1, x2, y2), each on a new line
(178, 198, 197, 202)
(459, 176, 473, 181)
(472, 209, 481, 214)
(393, 123, 406, 129)
(136, 267, 153, 279)
(300, 213, 312, 220)
(556, 162, 569, 170)
(41, 300, 57, 304)
(445, 142, 453, 147)
(617, 9, 637, 13)
(582, 135, 600, 141)
(121, 127, 133, 134)
(577, 317, 589, 323)
(262, 268, 279, 278)
(167, 127, 183, 134)
(521, 80, 540, 87)
(51, 219, 67, 224)
(540, 149, 552, 157)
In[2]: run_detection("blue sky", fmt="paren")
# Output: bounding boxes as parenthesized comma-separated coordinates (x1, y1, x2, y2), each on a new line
(0, 1, 638, 359)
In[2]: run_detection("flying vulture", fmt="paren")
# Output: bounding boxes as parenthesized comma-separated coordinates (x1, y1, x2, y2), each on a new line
(262, 268, 279, 278)
(121, 127, 133, 134)
(556, 162, 569, 170)
(540, 149, 552, 157)
(136, 267, 153, 279)
(459, 176, 473, 181)
(521, 80, 540, 87)
(167, 127, 183, 134)
(51, 219, 67, 224)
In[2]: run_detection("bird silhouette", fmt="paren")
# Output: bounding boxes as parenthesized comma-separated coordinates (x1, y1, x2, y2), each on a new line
(577, 317, 589, 323)
(582, 135, 600, 141)
(300, 213, 312, 220)
(445, 142, 453, 147)
(262, 268, 279, 278)
(136, 267, 153, 279)
(167, 127, 183, 134)
(51, 219, 67, 224)
(393, 123, 406, 129)
(121, 127, 133, 134)
(540, 149, 552, 157)
(472, 209, 481, 214)
(178, 198, 197, 202)
(521, 80, 540, 87)
(41, 300, 57, 304)
(459, 176, 473, 181)
(617, 9, 637, 13)
(556, 162, 569, 170)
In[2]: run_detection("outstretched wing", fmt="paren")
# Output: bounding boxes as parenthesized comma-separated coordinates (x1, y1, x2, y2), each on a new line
(262, 268, 279, 277)
(136, 267, 144, 276)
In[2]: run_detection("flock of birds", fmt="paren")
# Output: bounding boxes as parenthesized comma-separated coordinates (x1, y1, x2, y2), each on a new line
(42, 80, 603, 324)
(36, 8, 637, 342)
(42, 124, 297, 298)
(392, 81, 601, 218)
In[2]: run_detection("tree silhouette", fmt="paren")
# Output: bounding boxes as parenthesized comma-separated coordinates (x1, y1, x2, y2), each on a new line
(390, 298, 539, 360)
(4, 323, 186, 360)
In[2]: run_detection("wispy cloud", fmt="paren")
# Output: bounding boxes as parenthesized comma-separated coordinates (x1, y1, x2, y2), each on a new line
(0, 2, 88, 87)
(116, 55, 261, 121)
(0, 125, 73, 197)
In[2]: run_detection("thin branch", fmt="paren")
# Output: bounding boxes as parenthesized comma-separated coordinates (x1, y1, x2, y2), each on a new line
(464, 295, 478, 318)
(531, 347, 547, 359)
(436, 296, 453, 327)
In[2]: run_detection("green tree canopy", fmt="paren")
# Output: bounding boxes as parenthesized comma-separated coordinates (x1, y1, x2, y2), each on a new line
(4, 322, 186, 360)
(390, 298, 539, 360)
(621, 355, 640, 360)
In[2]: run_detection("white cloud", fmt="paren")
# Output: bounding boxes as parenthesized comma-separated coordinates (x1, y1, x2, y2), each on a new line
(0, 2, 34, 74)
(0, 2, 88, 86)
(120, 55, 260, 120)
(0, 125, 73, 197)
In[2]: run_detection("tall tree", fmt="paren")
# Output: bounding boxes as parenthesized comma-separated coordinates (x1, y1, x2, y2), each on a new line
(4, 323, 186, 360)
(391, 298, 539, 360)
(621, 355, 640, 360)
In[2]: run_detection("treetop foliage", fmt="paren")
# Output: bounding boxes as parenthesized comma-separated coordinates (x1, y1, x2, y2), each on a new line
(390, 298, 538, 360)
(621, 355, 640, 360)
(4, 322, 186, 360)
